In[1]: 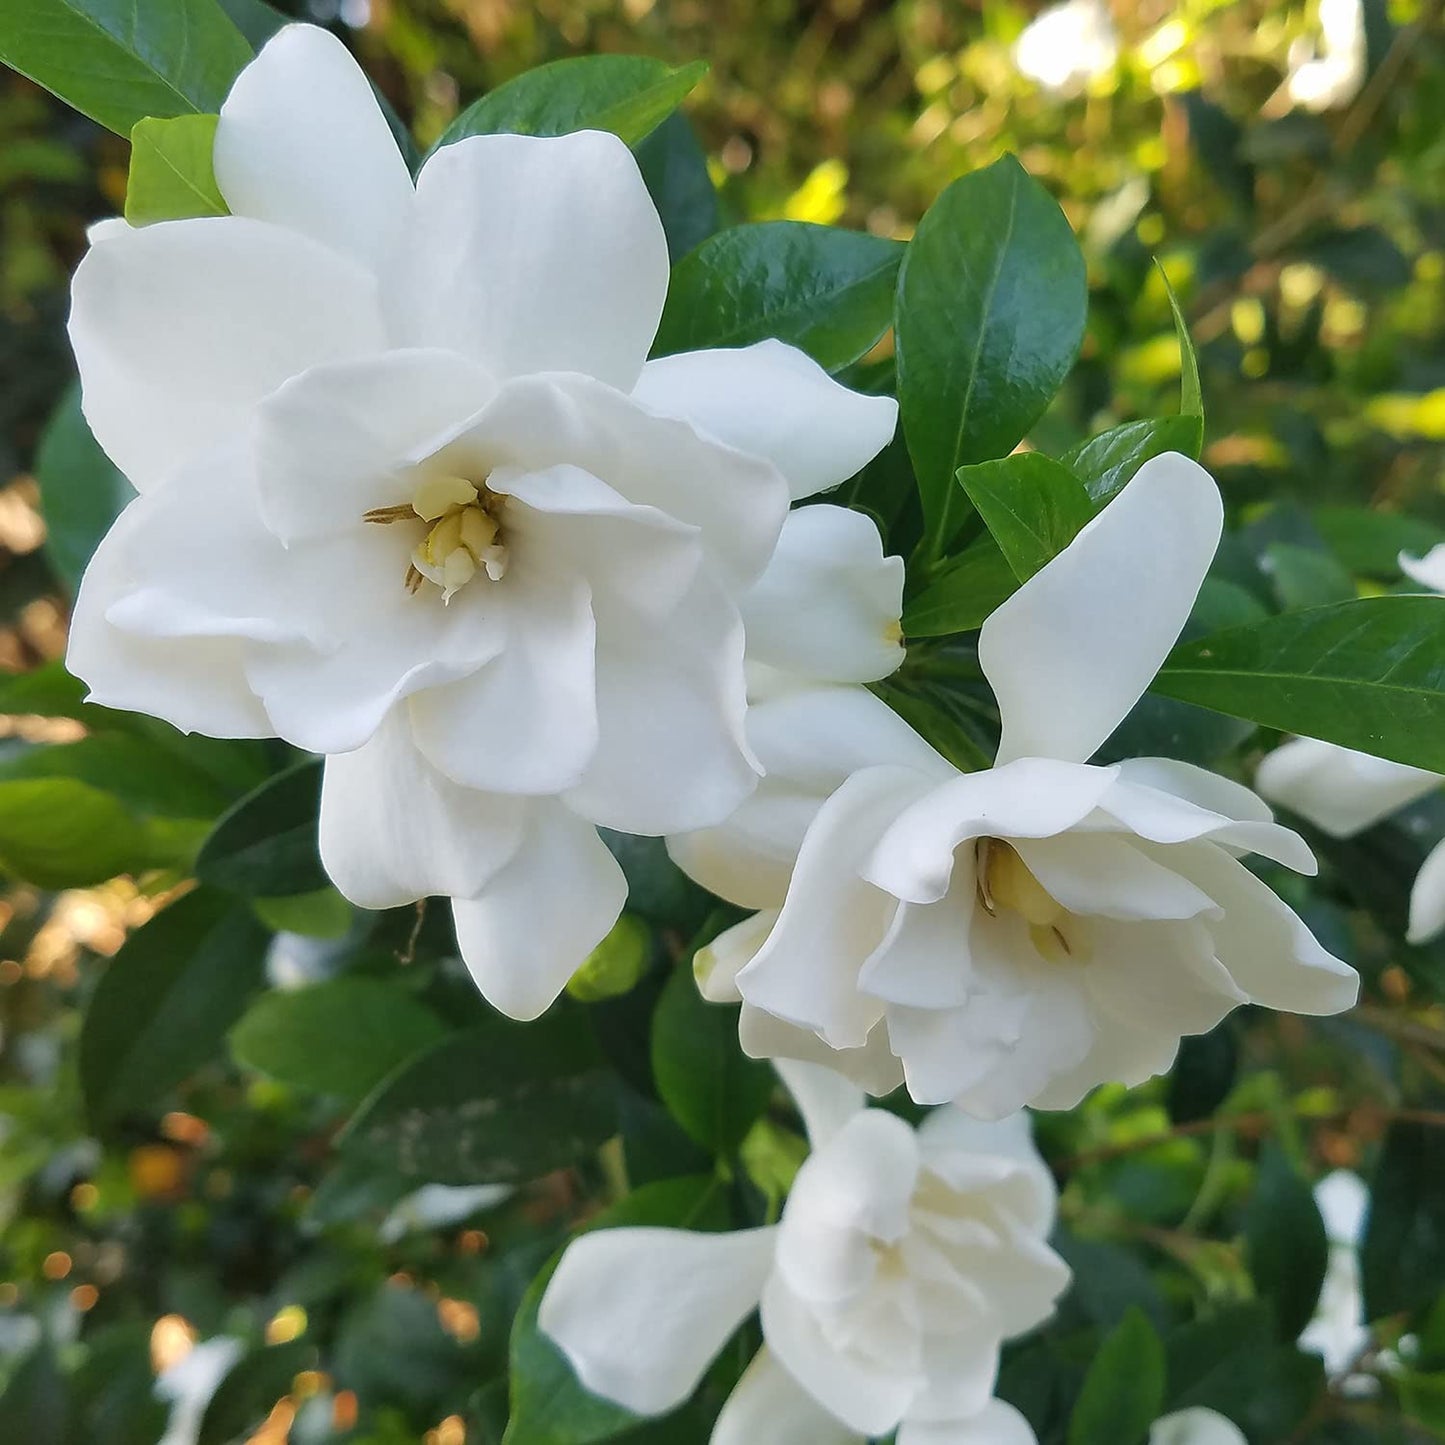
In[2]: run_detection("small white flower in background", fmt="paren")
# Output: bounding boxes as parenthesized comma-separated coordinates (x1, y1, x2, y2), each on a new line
(670, 454, 1358, 1117)
(539, 1062, 1068, 1444)
(1299, 1170, 1373, 1381)
(65, 24, 896, 1020)
(1149, 1407, 1247, 1445)
(156, 1337, 243, 1445)
(1014, 0, 1119, 95)
(377, 1182, 512, 1244)
(1285, 0, 1367, 112)
(1255, 738, 1445, 944)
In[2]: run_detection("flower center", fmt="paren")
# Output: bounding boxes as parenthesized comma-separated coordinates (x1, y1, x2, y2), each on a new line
(363, 474, 509, 602)
(975, 838, 1083, 964)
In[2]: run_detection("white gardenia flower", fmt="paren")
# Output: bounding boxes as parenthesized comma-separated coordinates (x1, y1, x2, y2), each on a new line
(539, 1061, 1068, 1444)
(670, 454, 1359, 1116)
(156, 1337, 244, 1445)
(1014, 0, 1119, 95)
(1149, 1408, 1247, 1445)
(1285, 0, 1366, 113)
(1299, 1170, 1372, 1379)
(1255, 738, 1445, 944)
(65, 24, 896, 1019)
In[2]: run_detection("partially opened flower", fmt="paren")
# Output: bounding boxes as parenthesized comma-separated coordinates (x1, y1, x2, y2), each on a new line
(670, 454, 1358, 1116)
(1299, 1170, 1372, 1379)
(1149, 1408, 1247, 1445)
(65, 24, 896, 1018)
(539, 1061, 1067, 1443)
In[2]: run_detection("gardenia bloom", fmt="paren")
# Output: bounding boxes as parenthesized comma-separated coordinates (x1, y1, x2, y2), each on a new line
(157, 1337, 244, 1445)
(1255, 736, 1445, 944)
(1299, 1170, 1372, 1379)
(670, 454, 1359, 1116)
(65, 24, 895, 1018)
(539, 1062, 1068, 1444)
(1149, 1409, 1247, 1445)
(1285, 0, 1366, 112)
(1014, 0, 1119, 95)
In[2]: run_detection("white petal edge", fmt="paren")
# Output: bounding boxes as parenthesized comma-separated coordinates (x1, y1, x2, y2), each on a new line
(1408, 835, 1445, 945)
(710, 1348, 864, 1445)
(1149, 1407, 1248, 1445)
(774, 1059, 865, 1150)
(897, 1400, 1039, 1445)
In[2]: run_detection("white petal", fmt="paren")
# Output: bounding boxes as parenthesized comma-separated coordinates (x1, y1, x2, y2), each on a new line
(69, 217, 384, 492)
(858, 888, 977, 1009)
(1115, 756, 1277, 825)
(1315, 1170, 1368, 1247)
(774, 1060, 865, 1149)
(898, 1401, 1038, 1445)
(538, 1225, 776, 1415)
(741, 506, 904, 685)
(711, 1349, 863, 1445)
(450, 801, 626, 1020)
(1399, 543, 1445, 594)
(214, 24, 414, 277)
(1409, 835, 1445, 945)
(1167, 843, 1359, 1014)
(782, 1109, 919, 1246)
(1014, 834, 1218, 922)
(918, 1110, 1057, 1234)
(740, 766, 935, 1050)
(253, 349, 495, 543)
(633, 341, 898, 500)
(696, 911, 778, 1004)
(394, 131, 668, 391)
(318, 711, 525, 909)
(408, 570, 597, 795)
(1254, 737, 1440, 838)
(740, 1007, 907, 1097)
(979, 452, 1223, 766)
(1150, 1408, 1248, 1445)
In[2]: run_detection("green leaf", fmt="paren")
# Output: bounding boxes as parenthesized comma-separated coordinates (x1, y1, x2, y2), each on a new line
(250, 886, 351, 938)
(506, 1176, 727, 1445)
(635, 111, 718, 263)
(195, 759, 327, 897)
(956, 451, 1094, 583)
(0, 0, 252, 136)
(1067, 1307, 1166, 1445)
(433, 55, 706, 153)
(895, 153, 1087, 557)
(1262, 542, 1357, 611)
(901, 540, 1019, 638)
(196, 1340, 313, 1445)
(80, 889, 269, 1125)
(1362, 1117, 1445, 1320)
(652, 221, 904, 373)
(652, 955, 774, 1154)
(340, 1011, 617, 1185)
(1159, 263, 1204, 428)
(1062, 414, 1203, 505)
(1314, 505, 1444, 578)
(567, 913, 651, 1003)
(1166, 1023, 1238, 1125)
(1245, 1146, 1329, 1341)
(1153, 596, 1445, 773)
(230, 979, 445, 1105)
(125, 113, 226, 225)
(34, 384, 133, 594)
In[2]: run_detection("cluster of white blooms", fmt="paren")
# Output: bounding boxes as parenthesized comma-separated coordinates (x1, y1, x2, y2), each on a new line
(70, 24, 1361, 1441)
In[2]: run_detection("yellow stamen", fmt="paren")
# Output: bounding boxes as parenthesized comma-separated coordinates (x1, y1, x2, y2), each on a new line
(412, 475, 479, 521)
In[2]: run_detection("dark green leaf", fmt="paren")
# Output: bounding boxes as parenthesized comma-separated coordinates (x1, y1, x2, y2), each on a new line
(80, 889, 269, 1125)
(0, 0, 252, 136)
(1314, 506, 1444, 579)
(1063, 414, 1203, 505)
(1362, 1117, 1445, 1320)
(1154, 597, 1445, 773)
(196, 759, 327, 897)
(1263, 542, 1356, 611)
(1166, 1023, 1238, 1125)
(125, 114, 226, 225)
(1067, 1307, 1166, 1445)
(1245, 1146, 1329, 1341)
(433, 55, 705, 153)
(250, 886, 351, 938)
(1163, 1302, 1274, 1412)
(506, 1176, 726, 1445)
(652, 957, 774, 1154)
(901, 540, 1019, 638)
(340, 1011, 617, 1185)
(197, 1340, 313, 1445)
(601, 832, 713, 933)
(0, 1341, 67, 1445)
(635, 111, 718, 263)
(214, 0, 284, 46)
(653, 221, 904, 372)
(956, 451, 1094, 582)
(35, 385, 134, 594)
(896, 153, 1086, 556)
(230, 979, 446, 1105)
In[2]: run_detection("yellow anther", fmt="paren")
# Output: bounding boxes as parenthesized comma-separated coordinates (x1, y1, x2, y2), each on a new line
(458, 507, 498, 554)
(981, 841, 1066, 929)
(421, 511, 465, 567)
(412, 475, 479, 521)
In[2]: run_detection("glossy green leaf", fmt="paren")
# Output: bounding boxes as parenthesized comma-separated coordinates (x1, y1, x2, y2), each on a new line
(896, 153, 1087, 557)
(34, 384, 133, 594)
(340, 1011, 617, 1185)
(196, 1340, 313, 1445)
(1314, 505, 1444, 578)
(230, 979, 446, 1105)
(956, 451, 1094, 582)
(432, 55, 705, 153)
(1160, 263, 1204, 427)
(0, 0, 252, 136)
(1362, 1117, 1445, 1320)
(1166, 1024, 1238, 1125)
(250, 886, 351, 938)
(1153, 596, 1445, 773)
(635, 111, 718, 263)
(652, 221, 904, 372)
(1067, 1306, 1166, 1445)
(901, 540, 1019, 638)
(652, 955, 774, 1154)
(1062, 413, 1203, 504)
(1262, 542, 1356, 611)
(195, 759, 327, 897)
(125, 113, 226, 225)
(80, 889, 269, 1125)
(1245, 1146, 1329, 1340)
(567, 913, 651, 1003)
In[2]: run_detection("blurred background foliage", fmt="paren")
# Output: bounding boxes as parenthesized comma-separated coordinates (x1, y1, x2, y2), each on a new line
(5, 1, 1445, 1442)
